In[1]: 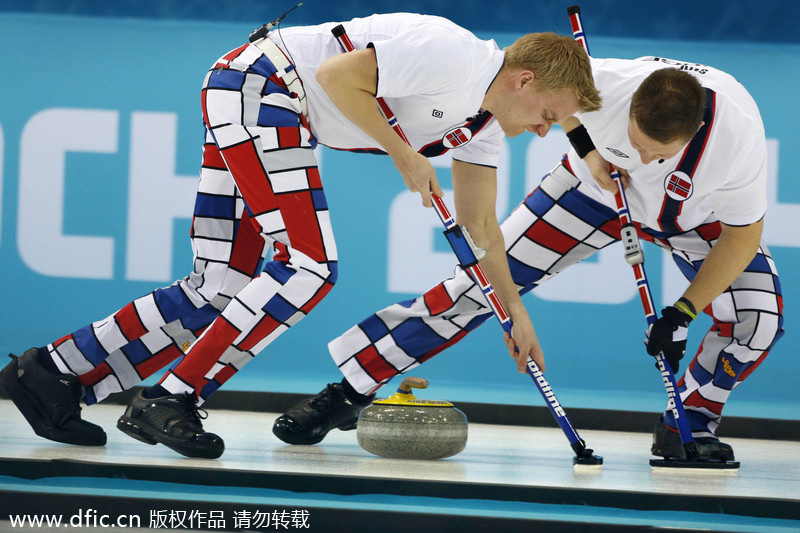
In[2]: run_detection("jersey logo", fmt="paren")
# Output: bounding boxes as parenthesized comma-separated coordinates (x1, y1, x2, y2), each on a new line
(432, 109, 444, 118)
(418, 110, 491, 158)
(664, 171, 693, 201)
(442, 127, 472, 148)
(605, 147, 630, 158)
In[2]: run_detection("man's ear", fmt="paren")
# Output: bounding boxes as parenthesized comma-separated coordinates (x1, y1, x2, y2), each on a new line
(518, 70, 534, 89)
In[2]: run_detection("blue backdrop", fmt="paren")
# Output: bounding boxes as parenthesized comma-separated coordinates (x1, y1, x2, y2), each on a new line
(0, 6, 797, 420)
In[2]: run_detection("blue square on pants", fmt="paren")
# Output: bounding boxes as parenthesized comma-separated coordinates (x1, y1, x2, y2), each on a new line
(265, 294, 298, 323)
(391, 317, 443, 358)
(206, 70, 245, 90)
(360, 314, 390, 343)
(312, 189, 328, 210)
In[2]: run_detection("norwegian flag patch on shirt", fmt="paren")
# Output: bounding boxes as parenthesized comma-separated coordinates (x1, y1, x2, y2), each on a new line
(442, 127, 473, 148)
(664, 171, 694, 201)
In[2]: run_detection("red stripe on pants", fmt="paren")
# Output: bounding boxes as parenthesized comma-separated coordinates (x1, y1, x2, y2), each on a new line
(276, 188, 327, 261)
(136, 344, 186, 382)
(237, 315, 282, 352)
(116, 302, 148, 341)
(171, 317, 241, 388)
(229, 210, 267, 276)
(525, 220, 579, 254)
(220, 142, 278, 217)
(424, 284, 454, 316)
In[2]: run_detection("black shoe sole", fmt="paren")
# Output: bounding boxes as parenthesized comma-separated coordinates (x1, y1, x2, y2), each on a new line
(0, 357, 106, 446)
(650, 457, 740, 469)
(117, 415, 224, 459)
(116, 416, 158, 445)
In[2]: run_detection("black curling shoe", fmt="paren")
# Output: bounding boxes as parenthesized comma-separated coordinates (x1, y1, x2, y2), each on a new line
(117, 390, 224, 459)
(272, 382, 373, 445)
(0, 348, 106, 446)
(651, 416, 735, 461)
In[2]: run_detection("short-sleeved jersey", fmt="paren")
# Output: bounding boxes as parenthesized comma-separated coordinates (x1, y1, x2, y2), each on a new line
(568, 57, 767, 233)
(271, 13, 506, 167)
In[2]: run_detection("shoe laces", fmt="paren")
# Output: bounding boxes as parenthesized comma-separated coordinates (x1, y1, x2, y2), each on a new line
(177, 393, 209, 430)
(309, 384, 347, 410)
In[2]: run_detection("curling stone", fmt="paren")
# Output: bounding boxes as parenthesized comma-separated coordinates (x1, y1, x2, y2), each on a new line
(357, 377, 468, 460)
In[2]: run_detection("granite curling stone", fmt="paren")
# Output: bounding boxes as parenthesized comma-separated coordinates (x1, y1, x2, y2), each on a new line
(357, 377, 468, 459)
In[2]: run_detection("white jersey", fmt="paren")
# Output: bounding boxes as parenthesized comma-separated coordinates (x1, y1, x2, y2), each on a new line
(272, 13, 505, 167)
(568, 57, 767, 233)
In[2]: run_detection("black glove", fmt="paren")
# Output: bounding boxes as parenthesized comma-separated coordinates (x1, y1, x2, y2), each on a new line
(646, 305, 694, 374)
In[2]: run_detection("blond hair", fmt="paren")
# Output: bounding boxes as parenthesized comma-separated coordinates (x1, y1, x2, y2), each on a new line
(504, 32, 601, 112)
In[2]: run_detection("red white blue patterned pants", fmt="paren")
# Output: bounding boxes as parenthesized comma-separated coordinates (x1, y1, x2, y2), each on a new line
(331, 164, 784, 436)
(48, 43, 336, 404)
